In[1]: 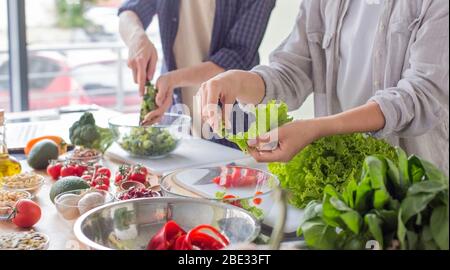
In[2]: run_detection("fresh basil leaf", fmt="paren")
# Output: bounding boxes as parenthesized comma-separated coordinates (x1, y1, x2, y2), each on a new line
(407, 180, 446, 196)
(339, 210, 362, 235)
(343, 178, 358, 208)
(298, 200, 323, 228)
(396, 148, 410, 187)
(355, 176, 373, 212)
(420, 225, 439, 250)
(373, 189, 391, 209)
(408, 155, 426, 183)
(365, 214, 384, 248)
(342, 235, 365, 250)
(419, 159, 449, 185)
(406, 230, 418, 250)
(386, 158, 404, 198)
(301, 218, 338, 250)
(329, 196, 352, 212)
(322, 192, 343, 228)
(397, 208, 407, 250)
(400, 193, 436, 223)
(364, 156, 387, 189)
(430, 205, 449, 250)
(374, 209, 397, 231)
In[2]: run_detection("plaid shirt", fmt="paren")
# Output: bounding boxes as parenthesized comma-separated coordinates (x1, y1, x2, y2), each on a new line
(119, 0, 275, 149)
(119, 0, 276, 72)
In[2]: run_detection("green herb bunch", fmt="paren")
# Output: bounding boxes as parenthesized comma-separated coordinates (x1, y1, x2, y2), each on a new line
(298, 148, 449, 250)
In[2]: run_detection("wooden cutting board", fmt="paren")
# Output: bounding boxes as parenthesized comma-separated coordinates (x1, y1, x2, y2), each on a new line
(105, 138, 248, 175)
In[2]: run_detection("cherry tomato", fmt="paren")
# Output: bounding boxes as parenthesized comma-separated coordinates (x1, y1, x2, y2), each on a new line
(60, 164, 78, 177)
(92, 175, 110, 188)
(223, 194, 241, 207)
(94, 184, 109, 191)
(81, 175, 92, 182)
(46, 162, 62, 180)
(74, 164, 88, 177)
(96, 167, 111, 179)
(129, 173, 146, 184)
(11, 199, 41, 228)
(115, 174, 124, 185)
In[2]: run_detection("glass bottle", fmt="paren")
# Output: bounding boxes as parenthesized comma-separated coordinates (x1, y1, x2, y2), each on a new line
(0, 109, 22, 178)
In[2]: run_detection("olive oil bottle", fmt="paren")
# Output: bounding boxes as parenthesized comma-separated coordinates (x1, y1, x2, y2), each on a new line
(0, 109, 21, 178)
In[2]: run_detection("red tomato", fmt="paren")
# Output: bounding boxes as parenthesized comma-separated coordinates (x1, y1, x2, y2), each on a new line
(230, 167, 241, 185)
(74, 164, 88, 177)
(114, 174, 124, 185)
(96, 167, 111, 179)
(135, 165, 148, 175)
(129, 173, 146, 184)
(81, 175, 92, 182)
(91, 175, 110, 188)
(60, 165, 78, 177)
(46, 162, 62, 180)
(11, 200, 41, 228)
(223, 194, 241, 207)
(94, 184, 109, 191)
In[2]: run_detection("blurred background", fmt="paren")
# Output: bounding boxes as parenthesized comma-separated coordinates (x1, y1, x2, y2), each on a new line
(0, 0, 312, 118)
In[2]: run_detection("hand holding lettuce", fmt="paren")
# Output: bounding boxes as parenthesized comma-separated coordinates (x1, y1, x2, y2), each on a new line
(223, 100, 397, 208)
(224, 101, 293, 153)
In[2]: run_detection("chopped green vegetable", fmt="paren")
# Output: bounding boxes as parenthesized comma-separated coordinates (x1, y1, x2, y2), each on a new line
(139, 82, 158, 124)
(225, 100, 293, 153)
(268, 133, 397, 208)
(69, 112, 114, 153)
(297, 149, 449, 250)
(215, 191, 265, 220)
(120, 127, 177, 157)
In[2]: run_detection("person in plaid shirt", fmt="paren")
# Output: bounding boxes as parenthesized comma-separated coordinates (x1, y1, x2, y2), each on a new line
(119, 0, 275, 148)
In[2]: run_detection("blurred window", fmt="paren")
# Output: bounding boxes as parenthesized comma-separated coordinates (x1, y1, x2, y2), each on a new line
(0, 0, 10, 111)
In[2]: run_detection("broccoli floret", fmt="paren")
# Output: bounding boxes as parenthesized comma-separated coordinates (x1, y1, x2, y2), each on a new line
(69, 112, 114, 153)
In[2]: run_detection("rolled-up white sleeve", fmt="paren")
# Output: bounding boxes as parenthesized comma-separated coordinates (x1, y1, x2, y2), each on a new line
(370, 1, 449, 138)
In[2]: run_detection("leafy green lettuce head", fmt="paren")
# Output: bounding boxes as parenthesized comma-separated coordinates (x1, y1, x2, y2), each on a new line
(268, 133, 397, 208)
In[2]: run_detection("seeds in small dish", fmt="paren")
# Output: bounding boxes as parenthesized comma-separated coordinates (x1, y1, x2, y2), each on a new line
(72, 148, 101, 159)
(0, 190, 29, 208)
(2, 172, 43, 189)
(0, 230, 48, 250)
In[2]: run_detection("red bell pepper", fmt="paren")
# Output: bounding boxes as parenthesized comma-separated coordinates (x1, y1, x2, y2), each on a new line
(147, 220, 186, 250)
(184, 225, 230, 250)
(147, 221, 229, 250)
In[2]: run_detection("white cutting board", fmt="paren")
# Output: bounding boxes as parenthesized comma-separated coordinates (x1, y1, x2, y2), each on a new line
(105, 138, 248, 175)
(169, 168, 304, 234)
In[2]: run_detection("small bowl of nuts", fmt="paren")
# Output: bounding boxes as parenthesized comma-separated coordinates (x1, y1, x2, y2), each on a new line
(0, 230, 49, 250)
(67, 147, 102, 165)
(0, 189, 32, 220)
(2, 172, 45, 198)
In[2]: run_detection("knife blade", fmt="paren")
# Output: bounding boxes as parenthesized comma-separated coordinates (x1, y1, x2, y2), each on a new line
(191, 163, 237, 186)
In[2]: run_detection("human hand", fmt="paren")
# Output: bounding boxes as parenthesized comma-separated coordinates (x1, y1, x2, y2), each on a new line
(197, 71, 246, 132)
(248, 120, 320, 163)
(141, 72, 176, 125)
(127, 34, 158, 96)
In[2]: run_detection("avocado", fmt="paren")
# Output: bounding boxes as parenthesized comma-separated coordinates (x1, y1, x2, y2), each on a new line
(49, 176, 90, 203)
(27, 139, 59, 170)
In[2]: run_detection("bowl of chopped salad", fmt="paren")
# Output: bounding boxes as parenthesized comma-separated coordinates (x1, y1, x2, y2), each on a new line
(109, 113, 191, 159)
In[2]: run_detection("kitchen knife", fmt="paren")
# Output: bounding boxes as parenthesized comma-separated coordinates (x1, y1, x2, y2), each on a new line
(191, 163, 237, 186)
